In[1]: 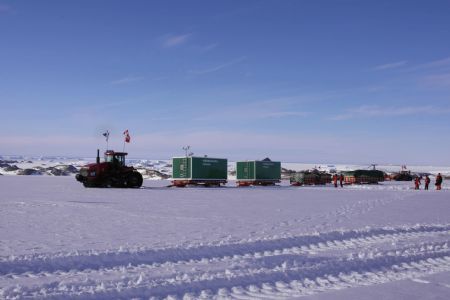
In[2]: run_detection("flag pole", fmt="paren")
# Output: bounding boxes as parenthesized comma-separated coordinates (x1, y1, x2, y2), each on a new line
(103, 130, 110, 152)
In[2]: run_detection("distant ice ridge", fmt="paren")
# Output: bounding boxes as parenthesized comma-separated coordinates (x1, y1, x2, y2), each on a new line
(1, 156, 450, 180)
(0, 157, 173, 179)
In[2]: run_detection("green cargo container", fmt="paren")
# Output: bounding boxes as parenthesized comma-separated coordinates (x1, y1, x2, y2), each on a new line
(236, 160, 281, 185)
(172, 156, 227, 186)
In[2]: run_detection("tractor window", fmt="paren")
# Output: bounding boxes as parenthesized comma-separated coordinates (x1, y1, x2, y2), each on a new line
(105, 153, 125, 165)
(105, 154, 114, 163)
(115, 155, 125, 166)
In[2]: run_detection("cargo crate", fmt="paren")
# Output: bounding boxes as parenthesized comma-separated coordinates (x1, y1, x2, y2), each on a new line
(342, 170, 385, 184)
(172, 156, 227, 187)
(290, 170, 331, 186)
(236, 160, 281, 186)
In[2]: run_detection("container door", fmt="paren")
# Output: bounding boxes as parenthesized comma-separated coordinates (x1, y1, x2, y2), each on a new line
(243, 162, 249, 179)
(175, 157, 190, 179)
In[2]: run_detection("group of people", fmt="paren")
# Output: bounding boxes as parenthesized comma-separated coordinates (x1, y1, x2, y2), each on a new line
(414, 173, 443, 190)
(331, 173, 444, 190)
(332, 174, 344, 188)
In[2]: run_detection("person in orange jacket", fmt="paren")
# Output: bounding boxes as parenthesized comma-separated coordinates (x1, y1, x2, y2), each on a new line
(333, 174, 338, 188)
(424, 175, 430, 190)
(339, 174, 344, 187)
(414, 177, 421, 190)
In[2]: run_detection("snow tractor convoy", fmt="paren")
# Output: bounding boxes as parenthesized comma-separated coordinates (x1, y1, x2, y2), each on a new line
(76, 150, 143, 188)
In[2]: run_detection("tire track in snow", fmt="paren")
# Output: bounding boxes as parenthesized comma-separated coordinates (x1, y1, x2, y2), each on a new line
(2, 242, 450, 299)
(1, 224, 449, 276)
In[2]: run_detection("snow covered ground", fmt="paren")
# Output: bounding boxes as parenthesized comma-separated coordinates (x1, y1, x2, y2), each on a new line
(0, 176, 449, 299)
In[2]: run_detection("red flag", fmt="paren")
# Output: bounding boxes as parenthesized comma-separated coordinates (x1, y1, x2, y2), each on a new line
(123, 129, 131, 143)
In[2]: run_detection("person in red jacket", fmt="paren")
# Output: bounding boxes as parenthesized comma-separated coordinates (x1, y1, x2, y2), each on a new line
(339, 174, 344, 187)
(424, 175, 430, 190)
(414, 177, 421, 190)
(435, 173, 443, 190)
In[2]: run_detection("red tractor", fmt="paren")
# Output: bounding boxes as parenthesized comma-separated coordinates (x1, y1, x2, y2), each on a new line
(76, 149, 143, 188)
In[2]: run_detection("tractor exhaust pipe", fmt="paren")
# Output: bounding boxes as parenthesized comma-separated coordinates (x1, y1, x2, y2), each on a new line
(96, 149, 100, 164)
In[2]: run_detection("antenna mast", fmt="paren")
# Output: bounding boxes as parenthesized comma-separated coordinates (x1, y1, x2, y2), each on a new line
(182, 145, 191, 157)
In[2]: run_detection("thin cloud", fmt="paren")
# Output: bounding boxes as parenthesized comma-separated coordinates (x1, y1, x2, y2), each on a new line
(150, 76, 168, 81)
(109, 76, 144, 85)
(373, 61, 407, 71)
(162, 33, 192, 48)
(0, 130, 339, 160)
(403, 56, 450, 72)
(416, 57, 450, 69)
(331, 105, 450, 121)
(134, 130, 343, 155)
(0, 4, 11, 13)
(189, 56, 246, 75)
(421, 73, 450, 87)
(194, 96, 310, 121)
(197, 43, 219, 52)
(257, 111, 310, 118)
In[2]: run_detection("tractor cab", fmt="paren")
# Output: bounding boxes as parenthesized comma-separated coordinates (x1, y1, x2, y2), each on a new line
(104, 150, 127, 166)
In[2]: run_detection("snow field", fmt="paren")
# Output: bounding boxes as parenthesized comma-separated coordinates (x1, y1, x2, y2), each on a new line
(0, 176, 449, 299)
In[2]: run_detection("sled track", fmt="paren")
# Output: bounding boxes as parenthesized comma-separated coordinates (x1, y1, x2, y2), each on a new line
(112, 249, 450, 299)
(1, 224, 448, 275)
(1, 224, 450, 299)
(1, 242, 449, 299)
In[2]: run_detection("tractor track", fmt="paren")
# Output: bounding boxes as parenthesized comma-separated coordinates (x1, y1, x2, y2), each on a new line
(1, 242, 449, 299)
(1, 224, 450, 299)
(1, 223, 449, 275)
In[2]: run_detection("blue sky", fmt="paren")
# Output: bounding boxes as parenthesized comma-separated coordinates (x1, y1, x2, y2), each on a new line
(1, 0, 450, 164)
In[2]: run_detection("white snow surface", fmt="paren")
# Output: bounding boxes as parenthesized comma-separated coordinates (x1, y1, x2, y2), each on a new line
(1, 176, 449, 299)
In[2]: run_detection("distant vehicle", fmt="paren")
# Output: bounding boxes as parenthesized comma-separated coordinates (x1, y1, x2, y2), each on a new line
(76, 150, 143, 188)
(390, 165, 414, 181)
(327, 165, 337, 173)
